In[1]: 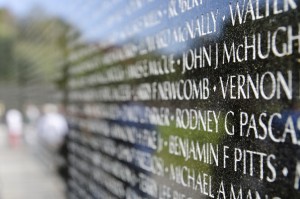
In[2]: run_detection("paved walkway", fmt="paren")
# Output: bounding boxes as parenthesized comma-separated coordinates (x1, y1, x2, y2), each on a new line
(0, 126, 66, 199)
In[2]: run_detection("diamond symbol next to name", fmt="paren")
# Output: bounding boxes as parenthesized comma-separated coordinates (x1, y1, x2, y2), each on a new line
(213, 85, 216, 92)
(282, 167, 288, 177)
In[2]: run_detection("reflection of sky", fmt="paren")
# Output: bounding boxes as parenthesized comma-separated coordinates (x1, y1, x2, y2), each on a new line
(0, 0, 89, 33)
(0, 0, 228, 53)
(0, 0, 277, 53)
(0, 0, 118, 43)
(0, 0, 65, 17)
(0, 0, 284, 44)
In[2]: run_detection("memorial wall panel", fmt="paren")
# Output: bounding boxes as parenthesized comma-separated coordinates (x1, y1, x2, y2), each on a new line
(65, 1, 300, 198)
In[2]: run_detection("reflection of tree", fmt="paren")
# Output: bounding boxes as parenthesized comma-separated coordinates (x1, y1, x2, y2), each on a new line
(0, 8, 70, 109)
(0, 9, 16, 81)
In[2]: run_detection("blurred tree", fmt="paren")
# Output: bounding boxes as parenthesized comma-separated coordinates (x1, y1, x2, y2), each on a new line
(0, 7, 71, 109)
(0, 9, 17, 82)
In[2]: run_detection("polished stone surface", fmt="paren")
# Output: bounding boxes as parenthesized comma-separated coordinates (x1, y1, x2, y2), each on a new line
(65, 1, 300, 198)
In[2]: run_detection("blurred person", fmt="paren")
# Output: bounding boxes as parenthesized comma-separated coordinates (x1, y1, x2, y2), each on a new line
(37, 104, 69, 181)
(25, 104, 40, 124)
(5, 109, 23, 147)
(37, 104, 68, 150)
(23, 104, 40, 146)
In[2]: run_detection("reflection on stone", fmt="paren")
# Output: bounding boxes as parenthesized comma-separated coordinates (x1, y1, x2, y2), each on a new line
(64, 0, 300, 198)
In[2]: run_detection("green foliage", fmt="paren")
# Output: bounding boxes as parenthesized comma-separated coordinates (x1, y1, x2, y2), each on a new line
(0, 8, 71, 107)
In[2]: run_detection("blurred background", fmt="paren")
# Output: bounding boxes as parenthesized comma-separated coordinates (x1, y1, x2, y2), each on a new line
(0, 0, 75, 198)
